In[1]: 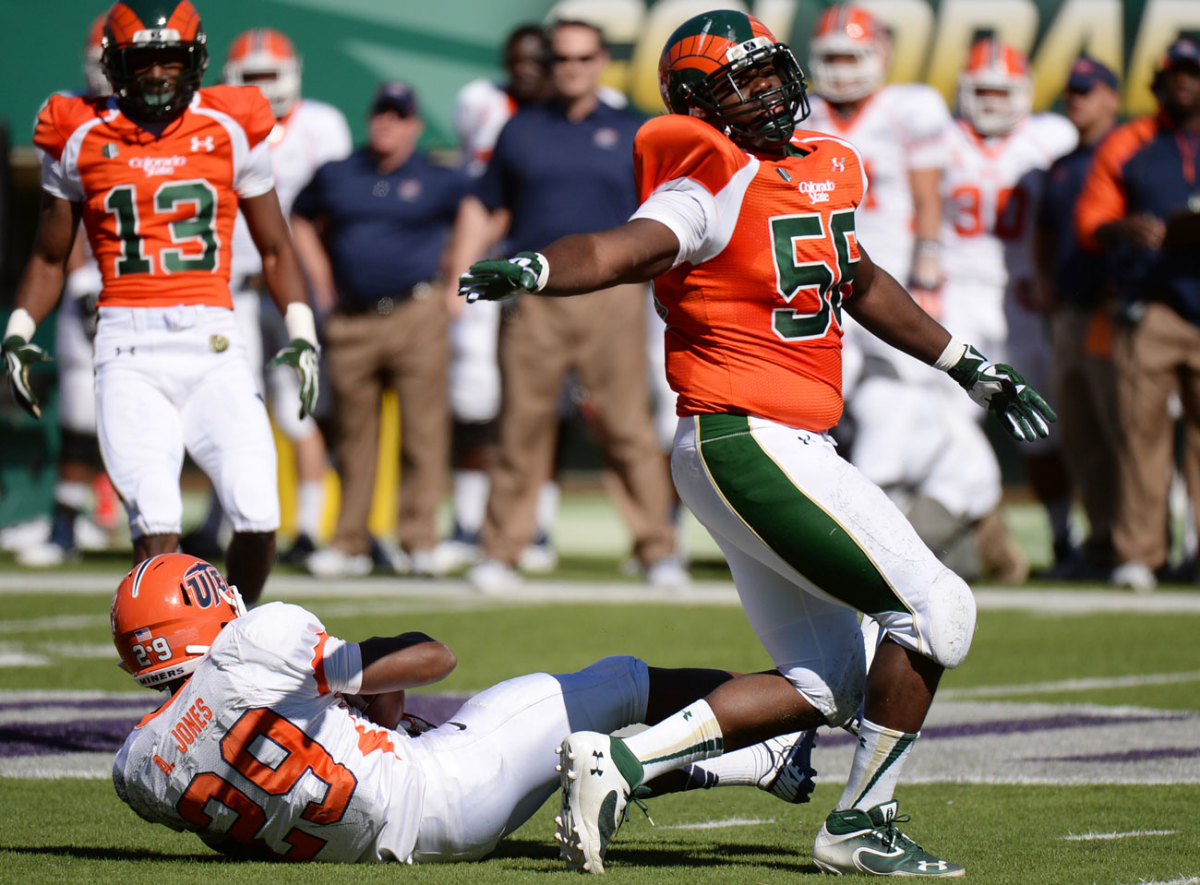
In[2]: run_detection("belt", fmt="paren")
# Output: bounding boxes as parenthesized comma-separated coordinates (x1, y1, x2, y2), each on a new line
(336, 282, 431, 317)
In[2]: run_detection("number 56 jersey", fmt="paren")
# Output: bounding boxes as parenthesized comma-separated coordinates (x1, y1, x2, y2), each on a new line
(34, 86, 277, 310)
(112, 603, 424, 863)
(632, 115, 866, 433)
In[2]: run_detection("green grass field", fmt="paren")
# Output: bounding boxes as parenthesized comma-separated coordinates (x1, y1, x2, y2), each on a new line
(2, 496, 1199, 884)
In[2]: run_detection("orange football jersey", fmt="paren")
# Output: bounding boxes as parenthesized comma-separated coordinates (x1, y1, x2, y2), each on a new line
(35, 86, 277, 309)
(634, 115, 866, 432)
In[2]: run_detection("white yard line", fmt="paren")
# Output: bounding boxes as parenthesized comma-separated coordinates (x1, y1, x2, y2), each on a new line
(941, 670, 1200, 700)
(657, 817, 775, 830)
(1063, 829, 1177, 841)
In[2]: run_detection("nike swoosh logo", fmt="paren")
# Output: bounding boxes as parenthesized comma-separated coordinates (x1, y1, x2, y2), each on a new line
(447, 721, 467, 731)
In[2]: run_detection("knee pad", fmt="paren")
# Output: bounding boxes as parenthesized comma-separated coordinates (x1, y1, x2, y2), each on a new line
(778, 639, 866, 729)
(921, 570, 976, 670)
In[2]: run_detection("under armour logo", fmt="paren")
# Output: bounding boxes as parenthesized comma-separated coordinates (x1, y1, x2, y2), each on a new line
(832, 157, 845, 172)
(590, 750, 605, 776)
(190, 135, 214, 152)
(917, 861, 949, 872)
(682, 710, 693, 721)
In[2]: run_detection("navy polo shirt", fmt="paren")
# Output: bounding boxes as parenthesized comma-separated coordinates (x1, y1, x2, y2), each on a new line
(477, 99, 644, 252)
(1038, 138, 1108, 308)
(293, 148, 470, 304)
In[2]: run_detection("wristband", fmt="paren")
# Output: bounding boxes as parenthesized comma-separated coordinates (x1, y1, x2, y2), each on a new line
(934, 337, 969, 371)
(530, 252, 550, 292)
(4, 308, 36, 343)
(283, 302, 317, 346)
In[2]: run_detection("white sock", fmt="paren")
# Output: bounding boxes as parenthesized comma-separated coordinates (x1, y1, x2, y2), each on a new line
(453, 470, 489, 535)
(296, 480, 324, 538)
(675, 732, 803, 788)
(535, 481, 559, 538)
(620, 699, 724, 783)
(836, 717, 917, 812)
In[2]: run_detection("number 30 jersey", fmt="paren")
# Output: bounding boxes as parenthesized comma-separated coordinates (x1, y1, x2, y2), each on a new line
(632, 115, 865, 433)
(34, 87, 277, 310)
(112, 603, 424, 863)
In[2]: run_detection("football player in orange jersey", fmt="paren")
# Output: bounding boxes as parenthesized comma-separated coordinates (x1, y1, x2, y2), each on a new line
(460, 10, 1054, 878)
(1, 0, 318, 606)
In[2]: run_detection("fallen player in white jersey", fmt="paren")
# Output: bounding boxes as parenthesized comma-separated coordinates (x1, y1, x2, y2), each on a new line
(111, 553, 816, 863)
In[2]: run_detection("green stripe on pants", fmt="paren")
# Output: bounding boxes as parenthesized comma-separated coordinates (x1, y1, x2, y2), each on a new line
(696, 413, 905, 614)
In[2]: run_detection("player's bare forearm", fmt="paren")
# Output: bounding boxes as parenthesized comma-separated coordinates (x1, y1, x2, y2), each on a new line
(845, 247, 951, 365)
(13, 193, 80, 323)
(358, 632, 457, 694)
(540, 218, 679, 295)
(242, 190, 308, 311)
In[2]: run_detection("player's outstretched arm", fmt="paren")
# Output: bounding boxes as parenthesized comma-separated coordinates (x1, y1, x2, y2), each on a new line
(458, 218, 679, 302)
(358, 632, 457, 694)
(846, 247, 1056, 442)
(3, 192, 80, 418)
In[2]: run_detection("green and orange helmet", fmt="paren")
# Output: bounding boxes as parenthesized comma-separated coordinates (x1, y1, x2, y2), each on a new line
(102, 0, 208, 122)
(658, 9, 809, 149)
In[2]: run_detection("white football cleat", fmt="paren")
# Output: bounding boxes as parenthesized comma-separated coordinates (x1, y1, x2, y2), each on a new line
(554, 731, 640, 874)
(813, 801, 964, 877)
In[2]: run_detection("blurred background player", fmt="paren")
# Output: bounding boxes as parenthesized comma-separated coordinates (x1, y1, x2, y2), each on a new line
(1033, 56, 1122, 579)
(805, 3, 1000, 579)
(939, 38, 1077, 580)
(17, 14, 121, 568)
(2, 0, 320, 605)
(436, 24, 553, 573)
(182, 27, 351, 564)
(1076, 38, 1200, 593)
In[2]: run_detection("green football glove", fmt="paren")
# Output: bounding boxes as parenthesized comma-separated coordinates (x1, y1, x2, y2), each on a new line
(458, 251, 548, 303)
(269, 339, 319, 420)
(946, 343, 1057, 442)
(2, 335, 51, 419)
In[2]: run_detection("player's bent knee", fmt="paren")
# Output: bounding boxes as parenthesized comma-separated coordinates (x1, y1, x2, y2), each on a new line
(780, 657, 866, 729)
(923, 570, 976, 670)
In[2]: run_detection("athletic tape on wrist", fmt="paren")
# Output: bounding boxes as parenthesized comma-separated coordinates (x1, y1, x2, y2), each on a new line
(4, 308, 36, 343)
(283, 302, 317, 346)
(531, 252, 550, 292)
(934, 337, 969, 372)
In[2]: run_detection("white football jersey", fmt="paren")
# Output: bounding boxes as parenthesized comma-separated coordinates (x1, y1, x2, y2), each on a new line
(112, 603, 424, 863)
(939, 113, 1077, 335)
(454, 78, 518, 178)
(229, 99, 352, 280)
(807, 83, 952, 281)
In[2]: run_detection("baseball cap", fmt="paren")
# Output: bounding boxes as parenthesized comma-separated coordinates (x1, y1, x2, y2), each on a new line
(371, 81, 418, 117)
(1159, 37, 1200, 72)
(1066, 56, 1118, 92)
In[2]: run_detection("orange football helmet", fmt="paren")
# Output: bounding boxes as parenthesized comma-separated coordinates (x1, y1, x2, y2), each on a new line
(84, 14, 111, 97)
(111, 553, 245, 690)
(224, 27, 301, 118)
(102, 0, 209, 122)
(658, 9, 809, 149)
(808, 3, 888, 103)
(957, 38, 1031, 137)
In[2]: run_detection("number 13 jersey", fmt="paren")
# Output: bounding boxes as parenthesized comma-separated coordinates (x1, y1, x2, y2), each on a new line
(632, 115, 866, 433)
(34, 86, 277, 310)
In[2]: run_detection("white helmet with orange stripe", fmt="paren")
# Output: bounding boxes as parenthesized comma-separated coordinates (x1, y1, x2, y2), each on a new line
(957, 38, 1032, 137)
(224, 27, 301, 118)
(808, 3, 888, 103)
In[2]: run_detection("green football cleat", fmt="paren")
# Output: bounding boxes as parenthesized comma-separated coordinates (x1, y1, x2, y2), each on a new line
(812, 801, 964, 877)
(553, 731, 642, 874)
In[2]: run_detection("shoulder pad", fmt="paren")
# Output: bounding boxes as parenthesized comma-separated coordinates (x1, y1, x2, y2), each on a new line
(34, 93, 102, 161)
(198, 85, 277, 148)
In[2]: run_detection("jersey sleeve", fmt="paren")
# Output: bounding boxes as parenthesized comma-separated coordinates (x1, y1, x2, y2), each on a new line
(212, 603, 363, 700)
(1075, 118, 1153, 251)
(899, 84, 953, 171)
(235, 140, 275, 199)
(33, 93, 89, 202)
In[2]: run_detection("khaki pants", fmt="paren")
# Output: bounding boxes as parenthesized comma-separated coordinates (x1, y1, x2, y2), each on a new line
(481, 285, 676, 566)
(1050, 306, 1121, 561)
(1113, 302, 1200, 568)
(324, 293, 449, 555)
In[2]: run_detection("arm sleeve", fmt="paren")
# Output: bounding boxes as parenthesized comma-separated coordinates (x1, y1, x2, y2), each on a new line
(631, 178, 716, 268)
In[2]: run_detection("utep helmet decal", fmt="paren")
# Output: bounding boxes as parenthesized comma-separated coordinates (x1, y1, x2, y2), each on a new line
(658, 9, 809, 149)
(102, 0, 208, 123)
(808, 3, 887, 103)
(224, 27, 301, 119)
(957, 38, 1031, 137)
(112, 553, 245, 690)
